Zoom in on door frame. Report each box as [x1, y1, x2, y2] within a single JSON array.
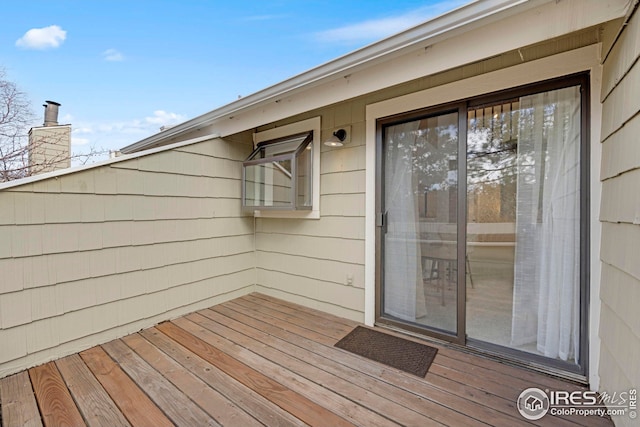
[[364, 45, 602, 381]]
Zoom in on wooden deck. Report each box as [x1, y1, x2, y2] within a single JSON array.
[[0, 293, 613, 427]]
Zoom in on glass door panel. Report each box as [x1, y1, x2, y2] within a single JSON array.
[[381, 111, 459, 335], [466, 85, 582, 366]]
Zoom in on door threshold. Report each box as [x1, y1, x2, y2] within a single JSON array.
[[375, 323, 588, 385]]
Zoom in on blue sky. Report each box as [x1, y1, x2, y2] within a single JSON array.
[[2, 0, 467, 156]]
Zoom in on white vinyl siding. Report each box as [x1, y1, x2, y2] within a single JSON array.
[[598, 4, 640, 422], [0, 137, 255, 377]]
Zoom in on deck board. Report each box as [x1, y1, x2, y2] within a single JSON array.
[[203, 307, 496, 425], [29, 362, 86, 427], [55, 354, 130, 427], [230, 296, 551, 426], [0, 371, 43, 427], [139, 327, 306, 427], [192, 309, 446, 427], [101, 339, 217, 427], [80, 346, 173, 427], [228, 294, 605, 427], [122, 332, 261, 427], [175, 314, 386, 427], [157, 320, 355, 427], [0, 293, 615, 427]]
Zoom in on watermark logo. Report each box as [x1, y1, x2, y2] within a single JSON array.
[[517, 387, 637, 420], [517, 388, 550, 420]]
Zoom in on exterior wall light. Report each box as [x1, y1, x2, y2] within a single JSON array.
[[324, 128, 348, 147]]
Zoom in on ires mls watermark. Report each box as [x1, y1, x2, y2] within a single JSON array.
[[517, 387, 637, 420]]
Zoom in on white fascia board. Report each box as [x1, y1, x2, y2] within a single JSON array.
[[121, 0, 627, 154]]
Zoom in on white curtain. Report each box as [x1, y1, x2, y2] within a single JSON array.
[[511, 87, 581, 361], [384, 122, 425, 321]]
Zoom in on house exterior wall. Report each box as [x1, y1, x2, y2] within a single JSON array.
[[254, 111, 367, 321], [253, 28, 607, 325], [0, 136, 255, 377], [598, 4, 640, 424]]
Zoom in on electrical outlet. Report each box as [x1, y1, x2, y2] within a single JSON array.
[[346, 274, 354, 285]]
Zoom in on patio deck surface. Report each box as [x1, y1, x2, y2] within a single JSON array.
[[0, 293, 613, 426]]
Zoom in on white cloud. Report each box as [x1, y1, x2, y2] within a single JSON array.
[[71, 127, 93, 146], [16, 25, 67, 50], [70, 110, 187, 153], [102, 48, 124, 62], [71, 137, 90, 146], [144, 110, 187, 127], [73, 127, 93, 134], [313, 1, 468, 45]]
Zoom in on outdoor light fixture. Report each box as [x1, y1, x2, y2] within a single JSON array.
[[324, 128, 348, 147]]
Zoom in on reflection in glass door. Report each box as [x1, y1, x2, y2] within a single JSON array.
[[380, 110, 460, 337]]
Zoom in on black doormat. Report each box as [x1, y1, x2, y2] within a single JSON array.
[[335, 326, 438, 377]]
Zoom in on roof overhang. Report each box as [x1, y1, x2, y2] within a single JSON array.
[[121, 0, 629, 154]]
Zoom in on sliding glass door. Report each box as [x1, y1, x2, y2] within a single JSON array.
[[377, 75, 588, 374]]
